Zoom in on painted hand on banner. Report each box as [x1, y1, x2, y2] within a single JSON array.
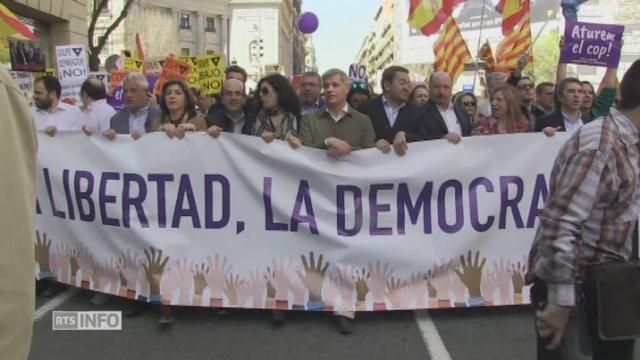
[[142, 247, 170, 296], [354, 267, 370, 304], [511, 258, 527, 304], [224, 273, 246, 306], [322, 275, 339, 309], [91, 258, 119, 292], [173, 258, 195, 305], [367, 260, 393, 304], [137, 266, 149, 298], [481, 268, 499, 304], [192, 263, 209, 296], [454, 251, 486, 298], [160, 265, 180, 303], [75, 243, 95, 284], [428, 260, 455, 301], [286, 266, 308, 307], [267, 258, 294, 301], [493, 259, 513, 305], [50, 243, 71, 283], [35, 231, 52, 276], [334, 264, 356, 311], [205, 254, 232, 299], [387, 277, 409, 309], [248, 269, 267, 308], [119, 249, 142, 292], [450, 272, 467, 305], [408, 272, 428, 308], [235, 279, 251, 308], [297, 252, 330, 303]]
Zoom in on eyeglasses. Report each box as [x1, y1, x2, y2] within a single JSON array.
[[260, 87, 271, 96], [462, 101, 476, 106]]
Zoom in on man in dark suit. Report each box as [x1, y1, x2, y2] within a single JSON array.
[[358, 65, 424, 156], [206, 78, 254, 137], [422, 71, 473, 144], [534, 77, 588, 135], [104, 72, 161, 140]]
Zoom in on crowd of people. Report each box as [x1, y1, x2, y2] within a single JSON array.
[[27, 39, 629, 336]]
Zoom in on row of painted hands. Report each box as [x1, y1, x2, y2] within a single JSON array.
[[36, 231, 528, 309]]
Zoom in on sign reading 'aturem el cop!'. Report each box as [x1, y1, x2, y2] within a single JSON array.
[[561, 21, 625, 68]]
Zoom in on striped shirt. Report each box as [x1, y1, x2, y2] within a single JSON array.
[[527, 108, 640, 307]]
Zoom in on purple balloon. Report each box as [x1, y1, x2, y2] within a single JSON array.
[[298, 12, 319, 34]]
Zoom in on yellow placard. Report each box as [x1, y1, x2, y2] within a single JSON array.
[[124, 58, 144, 73], [196, 54, 225, 95], [178, 56, 200, 89]]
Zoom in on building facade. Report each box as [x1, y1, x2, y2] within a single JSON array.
[[229, 0, 305, 87], [303, 35, 317, 72], [4, 0, 88, 69]]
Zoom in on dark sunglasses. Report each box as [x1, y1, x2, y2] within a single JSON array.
[[462, 101, 476, 106]]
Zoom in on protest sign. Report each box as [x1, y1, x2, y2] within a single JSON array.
[[196, 54, 224, 95], [561, 21, 625, 67], [34, 132, 566, 310], [110, 70, 129, 90], [143, 58, 164, 75], [9, 39, 46, 72], [178, 56, 200, 89], [349, 63, 368, 83], [34, 68, 56, 79], [9, 71, 34, 97], [88, 72, 111, 93], [156, 57, 191, 95], [55, 44, 88, 104], [123, 58, 144, 73]]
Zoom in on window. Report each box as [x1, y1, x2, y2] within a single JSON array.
[[205, 17, 216, 32], [180, 14, 191, 30], [181, 48, 190, 56], [206, 50, 215, 55]]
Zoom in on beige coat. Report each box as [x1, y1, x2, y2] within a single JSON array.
[[0, 65, 37, 359]]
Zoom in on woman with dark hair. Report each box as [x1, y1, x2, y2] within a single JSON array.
[[409, 84, 429, 106], [472, 85, 531, 135], [253, 74, 302, 148], [454, 92, 479, 125], [152, 79, 207, 138]]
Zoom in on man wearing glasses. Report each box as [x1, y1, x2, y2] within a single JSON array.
[[206, 79, 254, 137], [516, 76, 546, 129]]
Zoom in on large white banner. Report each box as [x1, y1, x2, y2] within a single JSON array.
[[34, 132, 567, 311]]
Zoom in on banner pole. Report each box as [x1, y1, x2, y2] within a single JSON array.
[[472, 0, 488, 93]]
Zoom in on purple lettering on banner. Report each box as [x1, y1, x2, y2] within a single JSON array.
[[527, 174, 549, 228], [62, 169, 76, 220], [263, 177, 288, 231], [204, 175, 230, 229], [122, 173, 149, 228], [561, 21, 625, 68], [499, 176, 525, 229], [437, 180, 464, 234], [148, 173, 174, 228], [36, 198, 41, 214], [74, 171, 96, 222], [336, 185, 363, 237], [99, 172, 120, 227], [107, 85, 126, 111], [369, 183, 394, 236], [43, 168, 65, 219], [397, 182, 433, 235], [469, 177, 495, 232], [290, 180, 319, 235], [171, 174, 201, 228]]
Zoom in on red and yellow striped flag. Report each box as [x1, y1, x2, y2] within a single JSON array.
[[495, 13, 531, 70], [433, 17, 471, 83], [409, 0, 466, 36], [495, 0, 530, 36]]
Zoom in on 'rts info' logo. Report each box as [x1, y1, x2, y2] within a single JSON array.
[[52, 311, 122, 330]]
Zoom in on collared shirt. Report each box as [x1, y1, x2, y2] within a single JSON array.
[[527, 108, 640, 307], [327, 103, 349, 122], [302, 99, 324, 117], [382, 95, 405, 127], [227, 112, 246, 134], [437, 103, 461, 135], [32, 101, 85, 132], [128, 105, 150, 135], [83, 99, 116, 133], [561, 111, 584, 134]]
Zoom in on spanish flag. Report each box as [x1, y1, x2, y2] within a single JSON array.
[[495, 0, 530, 36], [433, 17, 471, 83], [0, 3, 38, 40], [409, 0, 466, 37], [495, 12, 532, 70], [479, 41, 496, 73]]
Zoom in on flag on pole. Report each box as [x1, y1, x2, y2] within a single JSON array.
[[408, 0, 466, 36], [495, 0, 530, 36], [433, 17, 472, 83], [0, 3, 38, 40], [479, 41, 496, 73], [495, 12, 532, 70], [134, 33, 145, 60]]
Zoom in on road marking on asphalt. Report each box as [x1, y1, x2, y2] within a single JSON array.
[[415, 310, 452, 360], [34, 288, 80, 322]]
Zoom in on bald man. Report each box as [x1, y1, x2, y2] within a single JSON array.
[[206, 78, 254, 137], [0, 65, 36, 360], [421, 71, 473, 143], [80, 77, 116, 135]]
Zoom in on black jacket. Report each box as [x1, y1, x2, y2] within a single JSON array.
[[205, 108, 254, 135], [534, 111, 591, 132], [357, 96, 426, 143], [421, 100, 473, 139]]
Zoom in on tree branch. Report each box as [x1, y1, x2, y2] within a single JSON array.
[[92, 0, 135, 56], [88, 0, 109, 51]]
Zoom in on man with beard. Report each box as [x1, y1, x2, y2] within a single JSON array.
[[300, 71, 324, 117], [358, 65, 425, 156], [31, 75, 84, 136]]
